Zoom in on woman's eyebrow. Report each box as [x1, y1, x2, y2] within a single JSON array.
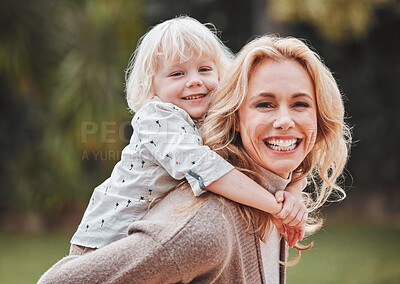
[[248, 93, 274, 103], [257, 93, 275, 98], [292, 93, 313, 99]]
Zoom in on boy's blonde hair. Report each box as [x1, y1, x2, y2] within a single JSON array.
[[202, 35, 351, 237], [125, 16, 234, 112]]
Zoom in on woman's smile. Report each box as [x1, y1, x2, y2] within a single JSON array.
[[264, 137, 301, 152]]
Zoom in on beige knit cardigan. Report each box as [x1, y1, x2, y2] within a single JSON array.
[[38, 184, 287, 283]]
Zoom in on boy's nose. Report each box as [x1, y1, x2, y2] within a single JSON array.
[[186, 75, 203, 87]]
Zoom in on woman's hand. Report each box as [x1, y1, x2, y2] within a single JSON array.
[[270, 216, 304, 248]]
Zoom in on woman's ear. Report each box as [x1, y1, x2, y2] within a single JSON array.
[[233, 131, 241, 143], [234, 117, 240, 132]]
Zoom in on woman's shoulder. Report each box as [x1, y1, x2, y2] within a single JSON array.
[[127, 188, 263, 282], [128, 189, 236, 245]]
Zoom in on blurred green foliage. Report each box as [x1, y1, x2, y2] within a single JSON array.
[[1, 0, 399, 226], [0, 0, 145, 217], [268, 0, 400, 41]]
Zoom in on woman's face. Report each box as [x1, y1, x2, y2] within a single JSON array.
[[237, 59, 317, 178]]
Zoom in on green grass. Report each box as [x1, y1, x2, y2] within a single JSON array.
[[0, 224, 399, 283], [286, 223, 400, 284], [0, 231, 72, 284]]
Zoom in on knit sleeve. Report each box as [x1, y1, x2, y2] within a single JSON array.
[[37, 231, 182, 284], [135, 100, 234, 196]]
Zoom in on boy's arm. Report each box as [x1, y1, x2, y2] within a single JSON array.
[[206, 169, 282, 214], [284, 176, 307, 198], [136, 101, 280, 213]]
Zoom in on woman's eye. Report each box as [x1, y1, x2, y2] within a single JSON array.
[[256, 102, 273, 108], [293, 102, 310, 108]]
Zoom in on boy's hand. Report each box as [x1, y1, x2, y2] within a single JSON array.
[[274, 188, 308, 246]]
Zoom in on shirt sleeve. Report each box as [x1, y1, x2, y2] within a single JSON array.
[[134, 101, 234, 196]]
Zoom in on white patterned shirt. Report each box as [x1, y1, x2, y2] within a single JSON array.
[[71, 97, 234, 249]]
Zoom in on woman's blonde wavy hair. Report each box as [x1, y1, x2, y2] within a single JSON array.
[[125, 16, 234, 112], [202, 35, 352, 238]]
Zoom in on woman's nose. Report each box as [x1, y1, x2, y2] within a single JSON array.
[[273, 108, 295, 130]]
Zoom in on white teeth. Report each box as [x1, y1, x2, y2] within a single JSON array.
[[182, 94, 206, 100], [264, 138, 298, 151]]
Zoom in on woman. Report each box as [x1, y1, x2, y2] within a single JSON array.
[[202, 35, 351, 282], [38, 35, 350, 284]]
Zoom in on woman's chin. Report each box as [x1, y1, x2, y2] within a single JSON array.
[[257, 156, 302, 179]]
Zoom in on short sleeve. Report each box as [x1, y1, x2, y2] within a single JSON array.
[[134, 100, 234, 196]]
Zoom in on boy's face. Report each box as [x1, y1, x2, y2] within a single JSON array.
[[153, 56, 218, 119]]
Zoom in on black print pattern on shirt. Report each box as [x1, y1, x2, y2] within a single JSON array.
[[181, 126, 187, 133], [141, 160, 145, 168], [101, 219, 105, 227], [155, 120, 161, 127], [105, 185, 111, 195], [115, 202, 119, 210], [85, 224, 89, 232], [150, 140, 157, 146], [129, 163, 133, 170], [126, 199, 131, 207]]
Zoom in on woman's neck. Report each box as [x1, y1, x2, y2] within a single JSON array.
[[253, 162, 292, 194]]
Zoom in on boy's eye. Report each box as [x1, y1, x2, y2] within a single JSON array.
[[256, 102, 273, 108], [199, 67, 211, 72], [170, 71, 184, 77]]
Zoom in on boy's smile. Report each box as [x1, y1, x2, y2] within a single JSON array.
[[153, 57, 218, 119]]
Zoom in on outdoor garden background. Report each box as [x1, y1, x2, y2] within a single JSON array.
[[0, 0, 399, 283]]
